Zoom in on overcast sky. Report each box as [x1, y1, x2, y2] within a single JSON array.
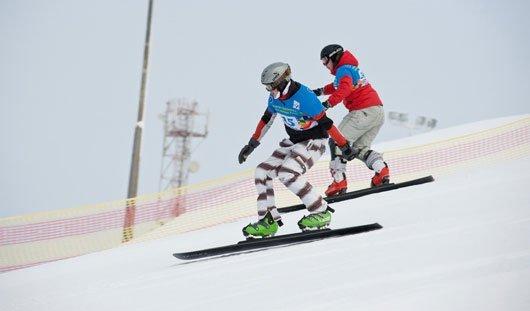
[[1, 0, 529, 217]]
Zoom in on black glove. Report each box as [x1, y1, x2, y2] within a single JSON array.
[[321, 100, 331, 110], [312, 88, 323, 96], [339, 142, 357, 161], [238, 138, 260, 164]]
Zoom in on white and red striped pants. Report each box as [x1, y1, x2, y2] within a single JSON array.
[[254, 138, 327, 221]]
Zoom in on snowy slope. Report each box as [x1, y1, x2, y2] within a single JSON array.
[[1, 118, 530, 311], [375, 114, 529, 151]]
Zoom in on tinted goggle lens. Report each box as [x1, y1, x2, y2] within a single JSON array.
[[322, 57, 330, 66]]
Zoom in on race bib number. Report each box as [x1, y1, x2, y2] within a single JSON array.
[[281, 115, 317, 131], [356, 69, 368, 87]]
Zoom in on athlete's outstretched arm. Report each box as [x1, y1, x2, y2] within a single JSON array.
[[322, 75, 354, 107], [238, 109, 276, 164], [251, 109, 276, 142]]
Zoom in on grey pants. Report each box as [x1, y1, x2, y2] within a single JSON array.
[[337, 105, 385, 158], [331, 105, 385, 181], [255, 138, 327, 221]]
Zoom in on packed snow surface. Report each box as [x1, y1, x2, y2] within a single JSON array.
[[1, 117, 529, 311]]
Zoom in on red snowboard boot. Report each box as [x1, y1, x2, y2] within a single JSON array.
[[325, 179, 348, 197], [371, 164, 390, 187]]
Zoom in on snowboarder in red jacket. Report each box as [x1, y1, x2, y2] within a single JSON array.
[[314, 44, 390, 195]]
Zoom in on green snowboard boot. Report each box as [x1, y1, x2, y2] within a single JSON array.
[[298, 209, 332, 230], [242, 212, 282, 238]]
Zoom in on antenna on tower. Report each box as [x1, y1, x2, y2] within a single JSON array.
[[159, 98, 209, 191]]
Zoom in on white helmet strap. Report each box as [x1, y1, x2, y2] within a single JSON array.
[[282, 80, 291, 96]]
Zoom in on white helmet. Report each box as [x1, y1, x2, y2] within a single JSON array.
[[261, 62, 291, 91]]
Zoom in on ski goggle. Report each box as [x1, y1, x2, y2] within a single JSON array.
[[321, 57, 331, 66], [265, 84, 275, 91], [265, 81, 283, 92]]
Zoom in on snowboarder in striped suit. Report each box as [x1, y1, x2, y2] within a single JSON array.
[[238, 62, 355, 238]]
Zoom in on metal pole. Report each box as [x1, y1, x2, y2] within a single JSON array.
[[158, 102, 169, 192], [123, 0, 154, 242]]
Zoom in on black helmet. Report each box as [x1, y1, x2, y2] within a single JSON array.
[[320, 44, 344, 65]]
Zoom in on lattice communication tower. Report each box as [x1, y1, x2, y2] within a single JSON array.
[[159, 99, 208, 190]]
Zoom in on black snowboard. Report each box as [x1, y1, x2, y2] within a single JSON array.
[[173, 223, 383, 260], [278, 175, 435, 214]]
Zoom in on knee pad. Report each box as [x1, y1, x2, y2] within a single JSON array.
[[329, 157, 347, 171], [362, 150, 383, 170], [329, 157, 347, 182]]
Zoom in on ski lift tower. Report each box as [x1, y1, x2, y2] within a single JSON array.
[[159, 99, 209, 191]]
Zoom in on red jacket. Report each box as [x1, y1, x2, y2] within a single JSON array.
[[323, 50, 382, 111]]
